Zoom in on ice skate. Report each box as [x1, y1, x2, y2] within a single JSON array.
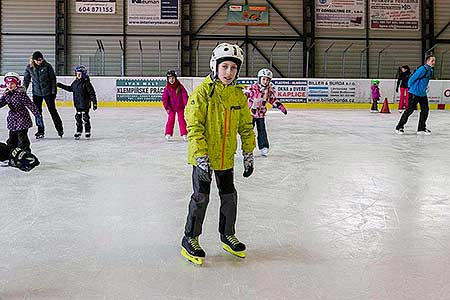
[[260, 147, 269, 157], [221, 234, 246, 258], [165, 134, 172, 142], [182, 135, 188, 142], [35, 132, 44, 139], [417, 128, 431, 135], [74, 132, 82, 140], [58, 130, 64, 138], [395, 128, 404, 135], [181, 236, 205, 265], [85, 132, 91, 139]]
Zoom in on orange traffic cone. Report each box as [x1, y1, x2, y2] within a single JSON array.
[[380, 97, 390, 113]]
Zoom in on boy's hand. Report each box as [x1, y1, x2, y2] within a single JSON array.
[[196, 156, 212, 182], [93, 103, 98, 111], [243, 152, 254, 177]]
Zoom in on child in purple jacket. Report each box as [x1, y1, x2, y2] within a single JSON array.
[[370, 80, 380, 113], [162, 70, 189, 141], [0, 72, 43, 152]]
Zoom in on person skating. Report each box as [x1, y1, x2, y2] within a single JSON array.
[[180, 43, 256, 265], [395, 55, 435, 135], [244, 68, 287, 157], [396, 65, 411, 113], [0, 72, 43, 153], [370, 80, 380, 113], [162, 70, 188, 141], [23, 51, 64, 138], [57, 65, 97, 140]]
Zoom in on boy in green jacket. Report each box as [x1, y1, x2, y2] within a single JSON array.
[[181, 43, 256, 265]]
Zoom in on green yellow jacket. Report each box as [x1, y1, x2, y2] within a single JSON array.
[[186, 75, 256, 170]]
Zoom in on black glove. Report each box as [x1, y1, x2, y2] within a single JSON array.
[[243, 152, 254, 177], [196, 156, 212, 182], [93, 103, 98, 111]]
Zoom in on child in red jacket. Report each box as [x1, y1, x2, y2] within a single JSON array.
[[162, 70, 189, 141]]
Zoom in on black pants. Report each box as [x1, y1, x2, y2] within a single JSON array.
[[371, 98, 379, 111], [184, 167, 238, 237], [396, 94, 429, 131], [33, 94, 64, 134], [75, 110, 91, 133], [7, 129, 30, 152], [253, 118, 269, 150]]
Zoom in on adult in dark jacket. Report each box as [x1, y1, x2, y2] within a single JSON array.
[[23, 51, 64, 139], [396, 65, 411, 112], [57, 65, 97, 139]]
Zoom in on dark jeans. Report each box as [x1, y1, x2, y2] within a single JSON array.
[[7, 129, 30, 152], [253, 118, 269, 150], [75, 110, 91, 133], [371, 98, 379, 111], [33, 94, 63, 134], [184, 167, 238, 237], [396, 94, 429, 131]]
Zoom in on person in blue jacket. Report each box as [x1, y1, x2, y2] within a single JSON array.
[[395, 55, 435, 135]]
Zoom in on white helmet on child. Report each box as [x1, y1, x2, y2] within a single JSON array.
[[209, 43, 244, 79], [4, 72, 20, 81], [257, 68, 273, 84]]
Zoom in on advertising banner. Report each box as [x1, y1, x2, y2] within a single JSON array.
[[116, 78, 166, 101], [370, 0, 420, 30], [128, 0, 179, 26], [308, 79, 361, 103], [316, 0, 365, 29], [76, 0, 116, 14], [227, 5, 269, 26]]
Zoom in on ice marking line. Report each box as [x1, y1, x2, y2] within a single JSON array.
[[312, 198, 379, 230]]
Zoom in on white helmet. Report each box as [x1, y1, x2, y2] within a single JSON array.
[[209, 43, 244, 79], [257, 68, 273, 84], [4, 72, 20, 81]]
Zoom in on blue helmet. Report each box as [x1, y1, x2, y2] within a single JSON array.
[[74, 65, 88, 78]]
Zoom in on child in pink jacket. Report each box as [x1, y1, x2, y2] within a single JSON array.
[[162, 70, 189, 141], [244, 68, 287, 156]]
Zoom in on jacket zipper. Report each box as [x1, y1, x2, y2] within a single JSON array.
[[221, 109, 228, 169]]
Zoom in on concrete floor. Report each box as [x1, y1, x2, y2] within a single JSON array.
[[1, 107, 450, 300]]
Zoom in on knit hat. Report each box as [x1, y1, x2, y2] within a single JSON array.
[[32, 51, 44, 60]]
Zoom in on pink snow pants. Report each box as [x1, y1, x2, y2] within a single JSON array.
[[165, 110, 187, 136], [398, 87, 409, 110]]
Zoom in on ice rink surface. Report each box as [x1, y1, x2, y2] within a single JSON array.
[[1, 107, 450, 300]]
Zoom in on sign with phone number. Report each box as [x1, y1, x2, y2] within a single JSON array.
[[76, 0, 116, 14]]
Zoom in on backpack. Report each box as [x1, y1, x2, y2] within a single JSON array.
[[412, 65, 432, 81]]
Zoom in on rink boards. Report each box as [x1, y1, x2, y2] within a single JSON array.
[[2, 76, 450, 109]]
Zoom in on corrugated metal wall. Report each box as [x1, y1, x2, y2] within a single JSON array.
[[0, 1, 448, 78], [0, 0, 55, 74], [191, 0, 303, 78], [434, 0, 450, 80], [315, 2, 422, 79]]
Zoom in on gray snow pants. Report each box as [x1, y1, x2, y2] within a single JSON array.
[[184, 167, 238, 238]]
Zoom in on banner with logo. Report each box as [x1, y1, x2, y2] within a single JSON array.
[[308, 79, 360, 103], [316, 0, 365, 29], [128, 0, 179, 26], [370, 0, 420, 30], [76, 0, 116, 14], [227, 5, 269, 26], [116, 78, 166, 101]]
